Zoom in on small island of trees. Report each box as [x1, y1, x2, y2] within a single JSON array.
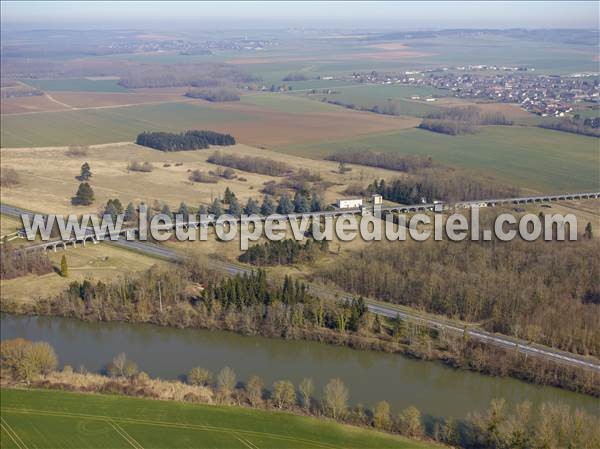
[[136, 130, 236, 152]]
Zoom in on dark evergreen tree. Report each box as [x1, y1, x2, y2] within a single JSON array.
[[79, 162, 92, 181], [177, 202, 190, 219], [71, 183, 95, 206], [277, 194, 294, 214], [310, 193, 323, 212], [294, 192, 311, 213], [161, 204, 173, 218], [228, 197, 241, 216], [124, 203, 137, 222], [244, 198, 260, 215], [584, 222, 593, 239], [208, 198, 222, 216], [223, 187, 236, 204], [260, 196, 275, 215]]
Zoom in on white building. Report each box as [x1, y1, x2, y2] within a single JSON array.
[[337, 198, 363, 209]]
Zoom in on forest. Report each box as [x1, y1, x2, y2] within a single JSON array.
[[136, 130, 235, 151], [317, 237, 600, 357], [239, 238, 329, 266], [0, 246, 53, 280], [366, 170, 519, 203]]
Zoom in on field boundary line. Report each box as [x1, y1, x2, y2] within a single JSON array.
[[109, 421, 144, 449], [1, 407, 342, 449], [1, 416, 29, 449]]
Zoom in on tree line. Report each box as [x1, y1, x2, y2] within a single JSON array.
[[207, 151, 292, 176], [366, 170, 519, 203], [185, 88, 240, 102], [540, 117, 600, 138], [136, 130, 236, 152], [419, 106, 513, 135], [326, 151, 435, 173]]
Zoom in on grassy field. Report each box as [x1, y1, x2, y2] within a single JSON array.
[[0, 388, 436, 449], [0, 215, 22, 237], [0, 96, 408, 148], [22, 78, 129, 93], [277, 126, 600, 193], [0, 143, 403, 215], [0, 243, 163, 303], [0, 102, 248, 147], [291, 84, 448, 117]]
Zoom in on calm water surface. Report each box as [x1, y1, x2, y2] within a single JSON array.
[[2, 314, 598, 419]]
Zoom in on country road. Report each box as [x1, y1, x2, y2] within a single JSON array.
[[2, 203, 600, 373]]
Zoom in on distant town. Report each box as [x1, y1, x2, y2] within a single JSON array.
[[348, 66, 600, 117]]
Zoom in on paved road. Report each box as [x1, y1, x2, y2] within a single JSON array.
[[3, 203, 600, 372]]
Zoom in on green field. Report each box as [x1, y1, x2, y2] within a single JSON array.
[[277, 126, 600, 193], [291, 84, 446, 117], [22, 78, 129, 93], [0, 102, 250, 147], [0, 389, 434, 449]]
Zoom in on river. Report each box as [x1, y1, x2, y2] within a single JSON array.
[[2, 314, 598, 420]]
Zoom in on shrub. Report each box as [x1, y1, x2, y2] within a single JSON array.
[[127, 161, 154, 172], [189, 170, 218, 183], [188, 367, 213, 386], [0, 168, 20, 187]]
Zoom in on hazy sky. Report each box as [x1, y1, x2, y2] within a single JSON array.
[[2, 1, 599, 29]]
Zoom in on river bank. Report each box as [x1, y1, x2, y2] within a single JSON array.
[[2, 314, 598, 420]]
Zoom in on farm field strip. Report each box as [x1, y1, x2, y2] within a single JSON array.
[[277, 126, 600, 192], [0, 97, 411, 148], [0, 389, 432, 449]]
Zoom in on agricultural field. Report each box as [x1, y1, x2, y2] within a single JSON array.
[[0, 143, 402, 215], [0, 96, 411, 148], [0, 388, 436, 449], [0, 95, 73, 115], [277, 126, 600, 193], [0, 243, 164, 303], [22, 78, 129, 93], [291, 84, 448, 117]]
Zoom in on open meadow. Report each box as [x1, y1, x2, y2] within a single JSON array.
[[0, 243, 163, 303], [0, 142, 403, 214], [0, 388, 436, 449]]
